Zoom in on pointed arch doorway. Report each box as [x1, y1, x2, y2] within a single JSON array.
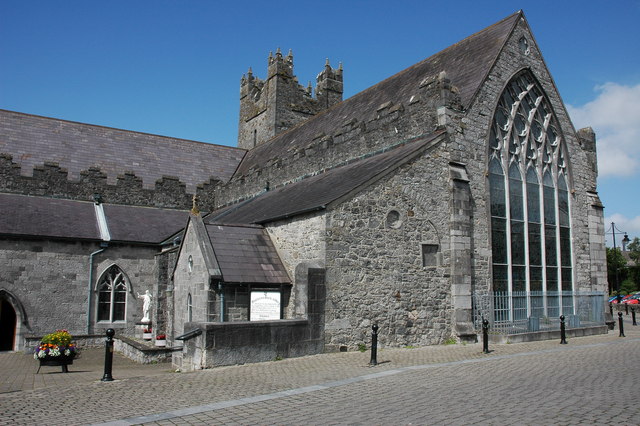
[[0, 298, 17, 351]]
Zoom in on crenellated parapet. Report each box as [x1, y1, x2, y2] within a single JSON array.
[[238, 49, 344, 150], [0, 153, 223, 211]]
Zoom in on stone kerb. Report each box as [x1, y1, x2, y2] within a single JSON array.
[[115, 335, 177, 364]]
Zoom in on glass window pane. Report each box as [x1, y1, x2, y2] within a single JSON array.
[[526, 168, 540, 223], [528, 223, 542, 266], [509, 164, 523, 220], [113, 301, 126, 321], [560, 227, 571, 267], [511, 221, 525, 265], [545, 225, 557, 266], [543, 172, 556, 225], [562, 267, 573, 292], [489, 160, 506, 218], [546, 266, 558, 291], [558, 175, 569, 227], [492, 218, 508, 264], [530, 267, 543, 292], [512, 266, 526, 292], [493, 265, 508, 292], [98, 289, 111, 321]]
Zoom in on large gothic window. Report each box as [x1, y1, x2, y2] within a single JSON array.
[[488, 71, 572, 317], [97, 265, 128, 322]]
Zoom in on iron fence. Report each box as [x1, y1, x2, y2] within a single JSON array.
[[472, 291, 605, 335]]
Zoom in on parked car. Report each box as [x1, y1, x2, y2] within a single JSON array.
[[611, 295, 632, 304], [622, 293, 640, 304]]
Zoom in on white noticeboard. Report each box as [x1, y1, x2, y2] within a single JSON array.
[[250, 291, 281, 321]]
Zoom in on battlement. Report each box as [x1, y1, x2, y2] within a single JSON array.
[[238, 50, 343, 150]]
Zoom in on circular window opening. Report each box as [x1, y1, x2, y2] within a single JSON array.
[[386, 210, 402, 229]]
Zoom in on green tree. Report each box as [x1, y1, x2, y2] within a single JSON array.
[[626, 237, 640, 289], [606, 247, 628, 295], [628, 237, 640, 263]]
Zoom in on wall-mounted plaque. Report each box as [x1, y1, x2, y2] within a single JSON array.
[[250, 291, 281, 321]]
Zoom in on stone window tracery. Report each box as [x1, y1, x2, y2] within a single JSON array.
[[97, 265, 128, 322], [488, 71, 573, 317]]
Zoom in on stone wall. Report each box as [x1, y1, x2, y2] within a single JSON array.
[[266, 212, 326, 318], [175, 267, 325, 370], [324, 148, 453, 350], [172, 221, 214, 341], [0, 238, 159, 349]]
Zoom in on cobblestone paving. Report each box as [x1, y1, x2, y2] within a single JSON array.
[[1, 316, 639, 425]]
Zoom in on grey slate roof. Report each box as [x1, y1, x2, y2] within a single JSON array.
[[235, 12, 520, 177], [208, 132, 444, 225], [103, 204, 189, 244], [204, 223, 290, 284], [0, 109, 246, 192], [0, 193, 188, 244], [0, 193, 99, 240]]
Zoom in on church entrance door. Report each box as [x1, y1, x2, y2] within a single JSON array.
[[0, 298, 17, 351]]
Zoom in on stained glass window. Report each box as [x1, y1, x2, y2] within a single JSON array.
[[488, 71, 573, 318], [97, 265, 128, 322]]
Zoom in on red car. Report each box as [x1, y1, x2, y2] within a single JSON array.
[[612, 295, 632, 304], [622, 293, 640, 304]]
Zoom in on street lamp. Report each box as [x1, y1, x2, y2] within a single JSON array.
[[622, 233, 630, 251], [607, 222, 628, 303]]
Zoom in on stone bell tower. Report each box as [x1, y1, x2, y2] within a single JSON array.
[[238, 49, 343, 150]]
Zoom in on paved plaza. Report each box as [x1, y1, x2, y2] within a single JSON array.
[[1, 315, 639, 425]]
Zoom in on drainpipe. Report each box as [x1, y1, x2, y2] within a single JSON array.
[[87, 193, 111, 334], [87, 244, 107, 334], [218, 281, 224, 322]]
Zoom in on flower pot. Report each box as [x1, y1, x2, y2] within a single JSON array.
[[36, 354, 75, 373], [155, 339, 166, 347], [143, 333, 152, 340]]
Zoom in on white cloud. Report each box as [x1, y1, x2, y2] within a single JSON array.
[[567, 83, 640, 177]]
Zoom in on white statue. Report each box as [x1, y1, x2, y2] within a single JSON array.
[[137, 290, 152, 323]]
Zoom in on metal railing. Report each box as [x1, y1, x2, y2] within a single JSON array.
[[472, 291, 605, 335]]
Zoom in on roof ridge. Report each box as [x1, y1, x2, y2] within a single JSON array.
[[0, 109, 245, 151], [235, 12, 523, 177]]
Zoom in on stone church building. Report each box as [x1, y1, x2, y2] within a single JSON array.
[[0, 12, 607, 367]]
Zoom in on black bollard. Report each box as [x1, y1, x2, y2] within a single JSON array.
[[618, 312, 625, 337], [610, 303, 613, 317], [482, 318, 490, 354], [632, 308, 637, 326], [626, 303, 629, 315], [559, 315, 567, 344], [101, 328, 115, 381], [369, 324, 378, 366]]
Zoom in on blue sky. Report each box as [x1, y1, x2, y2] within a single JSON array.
[[1, 1, 639, 245]]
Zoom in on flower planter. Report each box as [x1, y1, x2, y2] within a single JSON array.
[[155, 339, 166, 347], [37, 354, 75, 373], [143, 333, 152, 340], [34, 330, 78, 374]]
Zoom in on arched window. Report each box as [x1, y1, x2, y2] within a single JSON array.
[[97, 265, 128, 322], [488, 71, 573, 318], [187, 293, 193, 322]]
